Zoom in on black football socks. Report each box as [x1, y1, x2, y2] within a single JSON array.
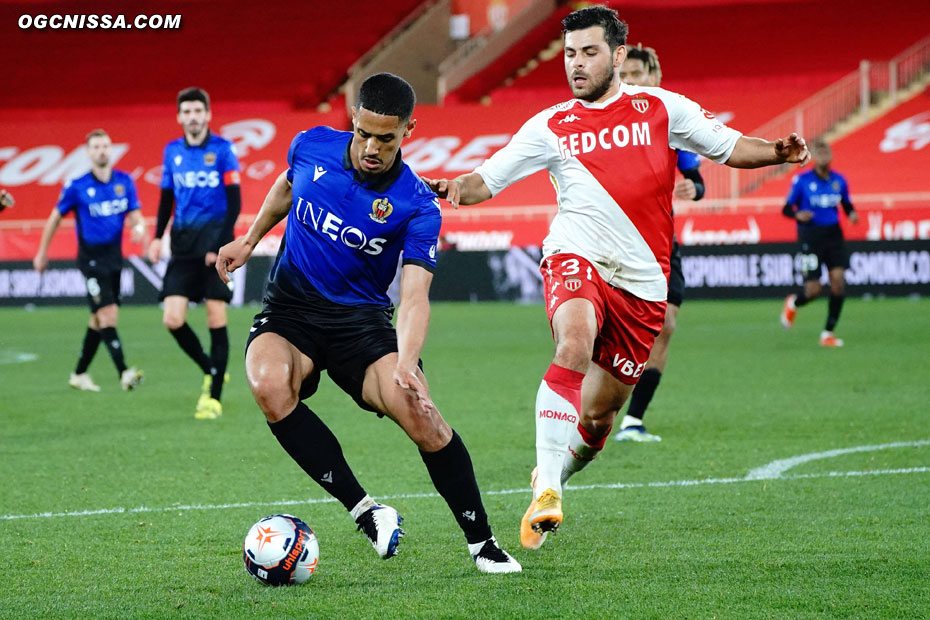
[[268, 402, 367, 511], [826, 294, 845, 331], [420, 430, 493, 545], [99, 326, 127, 374], [169, 322, 212, 374], [626, 367, 662, 422], [74, 327, 101, 374], [209, 326, 229, 400]]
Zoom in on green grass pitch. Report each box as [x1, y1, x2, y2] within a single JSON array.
[[1, 298, 928, 619]]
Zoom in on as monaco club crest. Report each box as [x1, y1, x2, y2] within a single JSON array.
[[564, 277, 582, 292], [631, 98, 649, 114], [369, 197, 393, 223]]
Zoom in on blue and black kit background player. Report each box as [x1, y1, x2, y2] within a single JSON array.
[[57, 168, 140, 376], [782, 162, 856, 330], [784, 166, 853, 271], [154, 93, 242, 403]]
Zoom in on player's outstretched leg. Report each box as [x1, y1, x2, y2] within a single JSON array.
[[524, 363, 584, 546], [420, 431, 522, 573], [266, 403, 394, 557]]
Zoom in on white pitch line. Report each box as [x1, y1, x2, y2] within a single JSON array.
[[2, 466, 928, 522], [744, 439, 930, 480]]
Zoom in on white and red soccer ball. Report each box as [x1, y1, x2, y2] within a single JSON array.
[[243, 514, 319, 586]]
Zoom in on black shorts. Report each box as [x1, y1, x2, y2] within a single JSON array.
[[798, 224, 849, 281], [160, 257, 233, 302], [668, 240, 685, 307], [81, 265, 121, 312], [246, 299, 414, 414]]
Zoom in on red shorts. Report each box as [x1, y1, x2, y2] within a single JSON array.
[[541, 253, 666, 385]]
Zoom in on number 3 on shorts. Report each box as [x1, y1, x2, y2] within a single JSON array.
[[561, 258, 580, 276]]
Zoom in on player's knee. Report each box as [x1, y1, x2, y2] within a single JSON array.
[[552, 336, 593, 372], [163, 313, 184, 331], [249, 371, 298, 422]]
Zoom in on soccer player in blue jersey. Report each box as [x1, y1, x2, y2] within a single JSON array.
[[147, 87, 242, 419], [33, 129, 145, 392], [216, 73, 521, 574], [614, 45, 705, 442], [780, 139, 858, 347]]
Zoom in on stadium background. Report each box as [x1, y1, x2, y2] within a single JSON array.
[[2, 3, 929, 618], [2, 0, 928, 305]]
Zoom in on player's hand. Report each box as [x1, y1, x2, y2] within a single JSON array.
[[216, 236, 253, 283], [204, 251, 218, 267], [796, 211, 814, 222], [147, 238, 162, 264], [393, 365, 435, 416], [849, 212, 860, 225], [673, 179, 697, 200], [421, 177, 462, 209], [33, 253, 48, 274], [130, 223, 145, 245], [775, 133, 810, 166], [0, 189, 14, 210]]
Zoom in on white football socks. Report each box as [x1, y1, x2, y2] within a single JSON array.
[[561, 421, 610, 486], [534, 364, 585, 499], [349, 495, 377, 521]]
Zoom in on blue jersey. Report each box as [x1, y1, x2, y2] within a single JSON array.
[[786, 169, 851, 228], [56, 170, 140, 264], [266, 127, 441, 308], [160, 131, 240, 229], [676, 150, 700, 172]]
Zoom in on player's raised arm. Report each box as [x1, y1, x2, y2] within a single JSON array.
[[393, 263, 435, 415], [421, 173, 492, 209], [216, 171, 292, 282], [726, 133, 811, 169]]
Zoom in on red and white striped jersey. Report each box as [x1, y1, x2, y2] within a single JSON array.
[[475, 85, 742, 301]]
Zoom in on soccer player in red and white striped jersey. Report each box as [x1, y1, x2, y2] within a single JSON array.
[[424, 5, 810, 550]]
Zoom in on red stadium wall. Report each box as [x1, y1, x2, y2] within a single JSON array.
[[3, 88, 930, 259]]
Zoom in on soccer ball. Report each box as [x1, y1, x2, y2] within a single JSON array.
[[243, 514, 319, 586]]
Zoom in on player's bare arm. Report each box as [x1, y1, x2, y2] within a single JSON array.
[[127, 209, 146, 245], [422, 172, 492, 209], [216, 171, 292, 282], [726, 133, 811, 168], [33, 208, 64, 273], [394, 264, 436, 414]]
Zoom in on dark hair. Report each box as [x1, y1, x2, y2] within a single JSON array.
[[85, 128, 109, 144], [177, 87, 210, 111], [562, 5, 628, 52], [357, 73, 416, 121], [626, 44, 662, 79]]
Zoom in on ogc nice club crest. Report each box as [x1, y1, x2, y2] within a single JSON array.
[[370, 197, 393, 223]]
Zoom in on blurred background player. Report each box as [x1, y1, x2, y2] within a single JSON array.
[[33, 129, 145, 392], [216, 73, 520, 573], [425, 5, 810, 550], [147, 87, 242, 419], [614, 44, 705, 443], [780, 139, 858, 346], [0, 189, 14, 212]]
